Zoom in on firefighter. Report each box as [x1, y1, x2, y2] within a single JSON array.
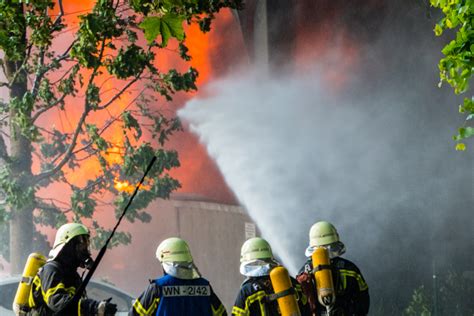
[[129, 237, 227, 316], [232, 237, 311, 316], [297, 221, 370, 316], [29, 223, 117, 315]]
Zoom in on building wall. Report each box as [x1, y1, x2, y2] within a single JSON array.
[[97, 194, 255, 311]]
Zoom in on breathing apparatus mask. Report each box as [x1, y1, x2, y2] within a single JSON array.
[[305, 241, 346, 259], [240, 258, 280, 277], [162, 261, 201, 280]]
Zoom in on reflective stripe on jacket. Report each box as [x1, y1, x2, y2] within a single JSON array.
[[29, 260, 99, 316], [298, 256, 370, 316], [232, 276, 311, 316]]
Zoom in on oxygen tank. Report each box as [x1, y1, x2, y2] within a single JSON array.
[[311, 247, 335, 307], [12, 252, 46, 315], [269, 266, 301, 316]]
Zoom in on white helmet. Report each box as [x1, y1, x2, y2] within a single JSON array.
[[306, 221, 346, 258], [309, 221, 340, 247], [49, 223, 89, 259], [240, 237, 274, 263], [156, 237, 193, 263], [156, 237, 200, 280], [239, 237, 278, 277]]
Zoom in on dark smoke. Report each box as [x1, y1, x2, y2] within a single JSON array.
[[180, 0, 473, 314]]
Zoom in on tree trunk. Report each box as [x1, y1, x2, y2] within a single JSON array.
[[9, 207, 34, 273], [7, 65, 34, 273], [5, 2, 34, 274]]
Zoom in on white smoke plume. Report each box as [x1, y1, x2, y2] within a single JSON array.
[[178, 1, 473, 309]]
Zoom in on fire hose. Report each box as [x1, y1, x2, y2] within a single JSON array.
[[67, 156, 157, 310]]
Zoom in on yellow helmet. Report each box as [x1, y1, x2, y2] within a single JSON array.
[[49, 223, 89, 259], [240, 237, 274, 263], [156, 237, 193, 263], [309, 221, 339, 247]]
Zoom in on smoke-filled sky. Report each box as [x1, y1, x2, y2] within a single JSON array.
[[179, 0, 473, 308]]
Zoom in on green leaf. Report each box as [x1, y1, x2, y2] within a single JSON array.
[[434, 23, 443, 36], [122, 111, 142, 139], [463, 127, 474, 138], [139, 16, 162, 44], [161, 14, 185, 45], [139, 14, 184, 46], [455, 143, 466, 151]]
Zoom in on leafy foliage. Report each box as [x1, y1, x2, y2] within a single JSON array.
[[430, 0, 473, 150], [403, 269, 474, 315], [140, 14, 185, 46], [403, 285, 432, 316], [135, 0, 243, 46], [0, 0, 242, 265]]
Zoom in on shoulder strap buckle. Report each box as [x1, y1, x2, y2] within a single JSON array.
[[266, 287, 296, 302], [312, 264, 332, 273]]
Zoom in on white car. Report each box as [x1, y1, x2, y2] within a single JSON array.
[[0, 276, 134, 315]]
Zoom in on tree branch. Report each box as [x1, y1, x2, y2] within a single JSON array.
[[0, 60, 7, 78], [31, 50, 72, 104], [53, 0, 65, 27], [7, 44, 32, 87], [50, 63, 76, 85], [31, 92, 68, 123], [35, 199, 72, 215], [31, 49, 46, 100], [37, 197, 70, 207], [0, 134, 11, 163], [34, 32, 109, 183], [97, 76, 141, 110], [33, 106, 88, 184], [72, 87, 145, 156], [30, 2, 51, 100]]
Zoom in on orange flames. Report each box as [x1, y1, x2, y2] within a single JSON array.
[[37, 2, 239, 204], [37, 1, 367, 207], [113, 179, 134, 193]]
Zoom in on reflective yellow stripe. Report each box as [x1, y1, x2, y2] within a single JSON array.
[[295, 283, 307, 305], [232, 290, 267, 316], [28, 276, 41, 308], [29, 275, 76, 307], [244, 290, 267, 315], [340, 269, 368, 291], [132, 299, 147, 316], [232, 305, 248, 316], [43, 282, 76, 304], [78, 298, 82, 316], [132, 297, 160, 316], [212, 303, 226, 316]]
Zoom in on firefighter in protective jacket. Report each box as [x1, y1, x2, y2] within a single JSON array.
[[29, 223, 117, 315], [297, 221, 370, 316], [232, 237, 311, 316], [129, 237, 227, 316]]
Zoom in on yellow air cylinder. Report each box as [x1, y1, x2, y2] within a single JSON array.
[[312, 247, 336, 307], [269, 266, 301, 316], [13, 252, 46, 315]]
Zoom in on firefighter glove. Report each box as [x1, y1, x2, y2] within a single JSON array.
[[97, 297, 117, 316]]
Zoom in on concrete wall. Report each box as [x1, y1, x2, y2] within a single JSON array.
[[97, 194, 255, 311]]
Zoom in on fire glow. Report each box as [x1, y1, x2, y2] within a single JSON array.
[[43, 1, 238, 204], [36, 1, 368, 210], [113, 179, 134, 193]]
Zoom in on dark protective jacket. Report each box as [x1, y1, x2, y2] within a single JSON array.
[[129, 274, 227, 316], [29, 260, 100, 316], [297, 257, 370, 316], [232, 275, 311, 316]]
